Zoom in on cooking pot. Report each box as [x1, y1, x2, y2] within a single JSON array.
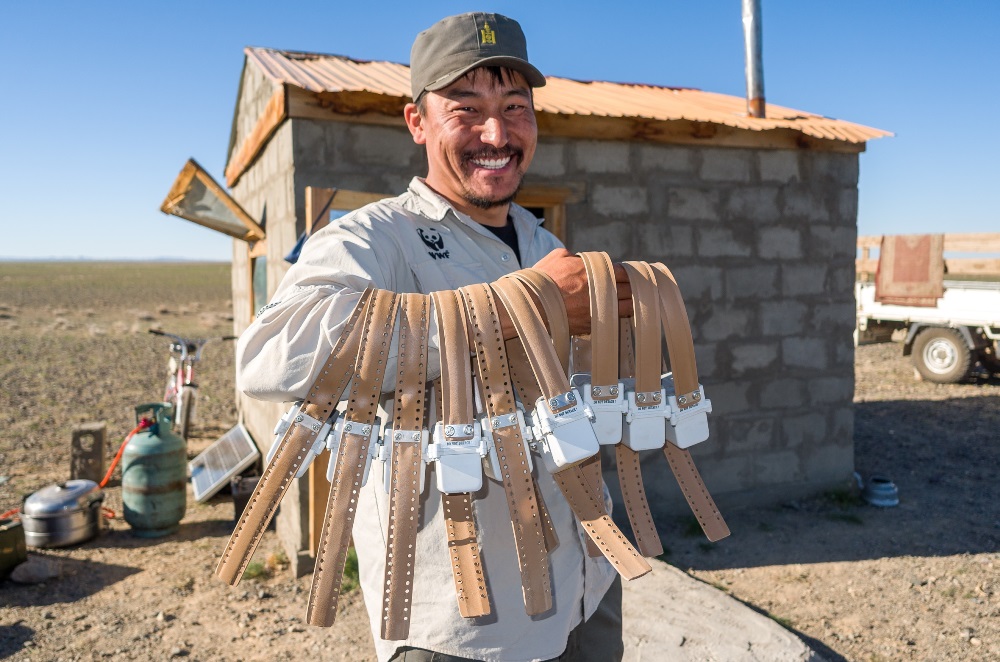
[[21, 480, 104, 548]]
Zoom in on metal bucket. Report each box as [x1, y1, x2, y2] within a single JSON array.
[[20, 480, 104, 548]]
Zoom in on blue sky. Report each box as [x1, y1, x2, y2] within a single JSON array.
[[1, 1, 997, 260]]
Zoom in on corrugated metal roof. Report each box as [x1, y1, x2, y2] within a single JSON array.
[[245, 47, 890, 144]]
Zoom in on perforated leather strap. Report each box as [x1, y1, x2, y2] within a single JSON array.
[[504, 340, 561, 555], [459, 283, 552, 615], [381, 293, 431, 640], [491, 276, 651, 581], [650, 263, 730, 543], [616, 317, 664, 558], [579, 252, 619, 395], [576, 253, 620, 557], [621, 261, 662, 398], [216, 287, 375, 586], [431, 290, 490, 619], [308, 289, 399, 627]]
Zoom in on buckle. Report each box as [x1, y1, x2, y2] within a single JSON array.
[[481, 404, 534, 480], [622, 379, 668, 452], [426, 421, 486, 494], [266, 401, 335, 478], [662, 374, 713, 449], [380, 426, 429, 494], [325, 416, 381, 485], [530, 387, 600, 473], [571, 374, 626, 445]]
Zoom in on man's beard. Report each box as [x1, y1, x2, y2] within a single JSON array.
[[461, 147, 524, 210]]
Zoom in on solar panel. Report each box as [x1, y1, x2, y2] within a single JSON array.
[[189, 423, 260, 503]]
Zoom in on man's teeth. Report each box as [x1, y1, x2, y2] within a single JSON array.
[[471, 156, 511, 169]]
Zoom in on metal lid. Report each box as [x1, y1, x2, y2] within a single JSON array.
[[23, 480, 103, 517]]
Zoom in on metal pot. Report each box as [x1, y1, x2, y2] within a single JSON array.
[[21, 480, 104, 548]]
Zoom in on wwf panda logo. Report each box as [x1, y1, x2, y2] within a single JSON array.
[[417, 227, 445, 251]]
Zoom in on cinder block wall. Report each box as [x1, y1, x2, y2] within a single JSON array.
[[530, 138, 860, 511], [252, 119, 860, 565]]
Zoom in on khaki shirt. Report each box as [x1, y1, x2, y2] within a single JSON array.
[[237, 178, 616, 662]]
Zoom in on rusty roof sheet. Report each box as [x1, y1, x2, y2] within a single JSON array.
[[245, 47, 890, 144]]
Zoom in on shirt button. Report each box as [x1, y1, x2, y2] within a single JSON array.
[[500, 253, 510, 262]]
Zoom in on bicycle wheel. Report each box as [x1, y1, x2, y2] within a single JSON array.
[[176, 385, 197, 440]]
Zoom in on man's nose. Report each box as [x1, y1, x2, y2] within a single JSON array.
[[480, 116, 508, 148]]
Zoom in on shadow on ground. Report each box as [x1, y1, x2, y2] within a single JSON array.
[[0, 554, 140, 608], [0, 622, 35, 660], [631, 396, 1000, 571]]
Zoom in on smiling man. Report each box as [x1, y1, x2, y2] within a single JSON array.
[[236, 12, 626, 662]]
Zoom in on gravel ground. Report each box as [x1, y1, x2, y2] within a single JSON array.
[[2, 263, 998, 661]]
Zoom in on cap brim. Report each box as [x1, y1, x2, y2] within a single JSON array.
[[423, 56, 546, 94]]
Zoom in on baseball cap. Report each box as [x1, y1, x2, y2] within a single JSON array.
[[409, 12, 546, 101]]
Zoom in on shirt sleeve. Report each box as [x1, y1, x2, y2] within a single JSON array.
[[236, 212, 442, 402]]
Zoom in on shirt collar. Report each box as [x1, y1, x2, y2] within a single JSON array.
[[407, 177, 545, 231]]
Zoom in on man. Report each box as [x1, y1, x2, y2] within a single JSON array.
[[237, 12, 627, 661]]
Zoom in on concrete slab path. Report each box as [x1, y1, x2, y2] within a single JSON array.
[[623, 559, 826, 662]]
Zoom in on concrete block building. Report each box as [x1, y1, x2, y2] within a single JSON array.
[[173, 47, 888, 573]]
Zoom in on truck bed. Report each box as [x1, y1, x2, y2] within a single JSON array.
[[856, 280, 1000, 328]]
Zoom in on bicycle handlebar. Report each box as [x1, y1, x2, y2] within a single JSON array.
[[148, 329, 237, 362]]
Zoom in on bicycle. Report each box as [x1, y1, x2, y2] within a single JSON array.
[[148, 329, 237, 440]]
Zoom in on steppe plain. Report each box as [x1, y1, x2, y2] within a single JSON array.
[[1, 262, 997, 661]]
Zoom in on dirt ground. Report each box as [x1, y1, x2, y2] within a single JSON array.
[[1, 262, 998, 662]]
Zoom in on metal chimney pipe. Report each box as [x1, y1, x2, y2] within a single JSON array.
[[742, 0, 766, 118]]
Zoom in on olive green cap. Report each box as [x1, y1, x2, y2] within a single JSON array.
[[409, 12, 546, 101]]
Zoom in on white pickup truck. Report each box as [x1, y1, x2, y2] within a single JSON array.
[[855, 280, 1000, 383]]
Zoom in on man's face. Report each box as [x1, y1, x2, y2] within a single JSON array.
[[405, 68, 537, 214]]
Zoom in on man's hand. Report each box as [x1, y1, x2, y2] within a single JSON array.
[[531, 248, 634, 336]]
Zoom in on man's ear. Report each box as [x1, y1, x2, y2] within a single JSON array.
[[403, 103, 427, 145]]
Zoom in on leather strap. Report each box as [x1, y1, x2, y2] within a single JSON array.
[[216, 287, 375, 586], [431, 290, 490, 618], [621, 261, 662, 398], [459, 283, 553, 615], [308, 289, 399, 627], [505, 269, 570, 374], [576, 253, 620, 557], [615, 316, 664, 558], [578, 252, 619, 395], [491, 276, 651, 581], [650, 263, 730, 543], [381, 293, 431, 640], [504, 339, 561, 555]]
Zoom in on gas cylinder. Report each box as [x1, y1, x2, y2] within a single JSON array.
[[122, 403, 187, 537]]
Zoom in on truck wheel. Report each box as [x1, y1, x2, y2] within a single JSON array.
[[912, 327, 972, 384]]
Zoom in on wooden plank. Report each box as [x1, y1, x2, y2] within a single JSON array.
[[859, 233, 1000, 254], [161, 158, 264, 241], [308, 462, 332, 557], [856, 257, 1000, 278], [943, 233, 1000, 253], [248, 239, 267, 259], [287, 87, 405, 128], [515, 186, 572, 244], [305, 187, 336, 234], [534, 113, 866, 154], [331, 189, 388, 211], [225, 85, 288, 187], [945, 257, 1000, 276], [285, 85, 865, 154]]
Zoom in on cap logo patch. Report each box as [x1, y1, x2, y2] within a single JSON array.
[[479, 21, 496, 46]]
